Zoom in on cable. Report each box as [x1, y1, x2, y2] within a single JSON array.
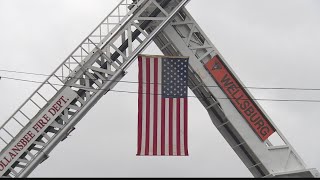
[[110, 89, 320, 103], [2, 76, 320, 103], [0, 69, 48, 77], [1, 69, 320, 91]]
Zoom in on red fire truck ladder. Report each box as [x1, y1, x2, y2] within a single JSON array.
[[0, 0, 319, 178]]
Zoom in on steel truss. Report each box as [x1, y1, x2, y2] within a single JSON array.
[[0, 0, 318, 178]]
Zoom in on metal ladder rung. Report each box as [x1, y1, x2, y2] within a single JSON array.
[[13, 117, 24, 128], [64, 62, 79, 65], [69, 84, 99, 93], [108, 15, 126, 18], [15, 164, 27, 169], [46, 128, 59, 134], [205, 101, 219, 110], [41, 133, 51, 141], [18, 110, 31, 121], [3, 128, 14, 139], [0, 136, 8, 144], [9, 168, 18, 176], [160, 42, 172, 51], [59, 112, 70, 124], [248, 163, 262, 169], [232, 142, 246, 149], [102, 22, 121, 25], [17, 158, 30, 164], [68, 105, 81, 111], [50, 121, 64, 129], [92, 71, 108, 81], [30, 99, 41, 109], [33, 141, 46, 147], [46, 82, 59, 92], [68, 111, 76, 116], [89, 66, 116, 76], [90, 35, 108, 38], [36, 92, 48, 102], [217, 120, 230, 129], [76, 97, 85, 106], [191, 82, 204, 91], [31, 146, 42, 152]]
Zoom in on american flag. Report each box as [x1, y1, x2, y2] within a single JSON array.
[[137, 55, 189, 156]]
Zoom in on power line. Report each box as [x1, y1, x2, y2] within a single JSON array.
[[110, 89, 320, 103], [2, 76, 320, 103], [0, 69, 48, 77], [1, 69, 320, 91]]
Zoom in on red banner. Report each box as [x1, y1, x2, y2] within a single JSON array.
[[205, 55, 275, 141]]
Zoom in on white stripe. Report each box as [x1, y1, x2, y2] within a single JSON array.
[[149, 58, 154, 155], [157, 59, 162, 155], [180, 99, 185, 156], [172, 98, 177, 155], [165, 98, 170, 156], [141, 57, 147, 156]]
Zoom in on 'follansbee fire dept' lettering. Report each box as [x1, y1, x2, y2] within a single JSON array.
[[205, 56, 275, 141], [0, 96, 69, 172]]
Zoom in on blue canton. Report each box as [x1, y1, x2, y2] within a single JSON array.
[[162, 58, 189, 98]]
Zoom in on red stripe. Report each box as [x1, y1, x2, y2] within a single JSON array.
[[169, 98, 173, 156], [184, 98, 188, 156], [153, 58, 158, 155], [177, 98, 181, 156], [145, 58, 151, 155], [161, 98, 165, 155], [137, 56, 143, 156]]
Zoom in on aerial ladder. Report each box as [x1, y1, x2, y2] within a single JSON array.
[[0, 0, 319, 178]]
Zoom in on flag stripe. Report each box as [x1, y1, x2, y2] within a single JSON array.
[[180, 99, 185, 156], [161, 98, 166, 156], [165, 98, 170, 155], [177, 98, 181, 156], [173, 99, 177, 156], [184, 98, 188, 156], [137, 56, 143, 155], [149, 58, 155, 155], [169, 98, 173, 156], [137, 55, 188, 156], [145, 58, 151, 155], [157, 59, 162, 155], [141, 58, 147, 156], [153, 58, 158, 155]]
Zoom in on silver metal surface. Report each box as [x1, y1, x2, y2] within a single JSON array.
[[0, 0, 318, 178], [0, 0, 189, 177], [149, 6, 319, 178]]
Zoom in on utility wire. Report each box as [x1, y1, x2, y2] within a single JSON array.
[[2, 76, 320, 103], [1, 69, 320, 91]]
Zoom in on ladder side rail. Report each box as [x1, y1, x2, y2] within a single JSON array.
[[139, 5, 269, 176], [177, 9, 295, 150], [14, 0, 190, 177], [148, 20, 269, 177], [168, 7, 309, 171], [0, 0, 144, 153], [145, 6, 319, 177], [0, 0, 147, 177], [64, 0, 180, 99]]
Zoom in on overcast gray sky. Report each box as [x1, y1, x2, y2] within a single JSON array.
[[0, 0, 319, 178]]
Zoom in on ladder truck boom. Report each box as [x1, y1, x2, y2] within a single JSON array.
[[0, 0, 189, 177], [146, 3, 320, 177], [0, 0, 318, 178]]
